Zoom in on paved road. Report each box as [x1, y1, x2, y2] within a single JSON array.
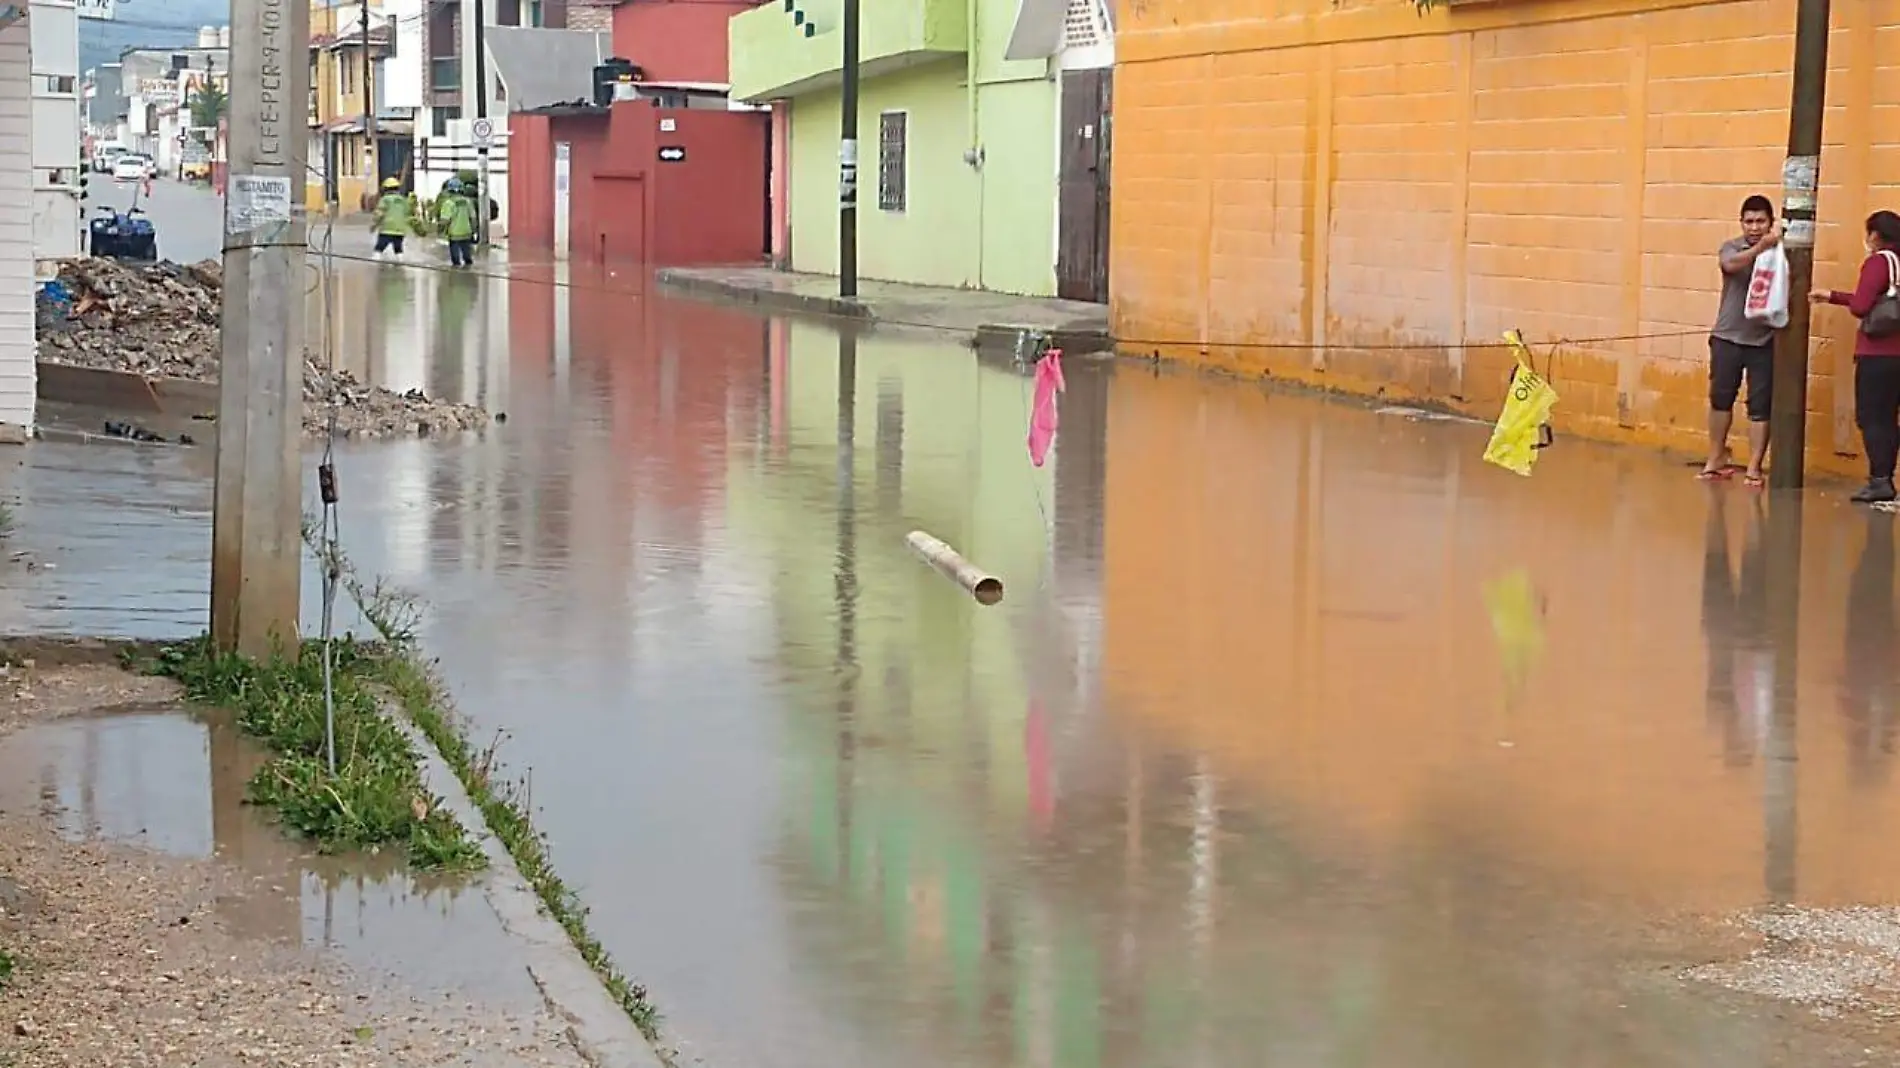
[[11, 270, 1900, 1066], [85, 175, 225, 264]]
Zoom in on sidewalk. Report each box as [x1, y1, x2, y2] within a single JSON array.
[[655, 266, 1111, 354]]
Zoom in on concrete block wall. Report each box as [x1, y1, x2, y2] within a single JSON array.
[[1110, 0, 1900, 474]]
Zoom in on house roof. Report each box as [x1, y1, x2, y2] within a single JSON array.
[[484, 27, 611, 113]]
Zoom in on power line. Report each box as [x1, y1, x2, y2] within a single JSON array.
[[274, 245, 1707, 360]]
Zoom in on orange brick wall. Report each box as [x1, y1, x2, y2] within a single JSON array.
[[1111, 0, 1900, 473]]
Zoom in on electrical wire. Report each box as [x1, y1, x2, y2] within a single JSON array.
[[299, 245, 1707, 363], [304, 179, 346, 778]]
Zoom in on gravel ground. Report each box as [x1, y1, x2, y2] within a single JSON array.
[[0, 647, 590, 1068], [1685, 907, 1900, 1021], [37, 258, 491, 440]]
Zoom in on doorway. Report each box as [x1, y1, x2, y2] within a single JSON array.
[[1057, 69, 1112, 304]]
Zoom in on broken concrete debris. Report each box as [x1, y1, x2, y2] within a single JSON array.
[[36, 257, 491, 439]]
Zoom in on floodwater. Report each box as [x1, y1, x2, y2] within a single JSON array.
[[0, 705, 547, 1009], [11, 255, 1900, 1065]]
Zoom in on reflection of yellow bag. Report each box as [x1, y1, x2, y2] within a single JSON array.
[[1482, 331, 1559, 476]]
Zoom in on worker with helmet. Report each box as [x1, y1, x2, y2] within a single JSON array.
[[371, 176, 412, 259], [435, 177, 478, 268]]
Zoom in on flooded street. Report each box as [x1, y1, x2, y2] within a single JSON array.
[[12, 250, 1900, 1065]]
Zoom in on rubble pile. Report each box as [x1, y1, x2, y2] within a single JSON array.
[[37, 257, 493, 439], [304, 362, 491, 438], [38, 258, 223, 379]]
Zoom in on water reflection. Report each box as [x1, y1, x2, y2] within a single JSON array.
[[35, 255, 1900, 1065], [1841, 513, 1899, 778], [0, 709, 542, 1006]]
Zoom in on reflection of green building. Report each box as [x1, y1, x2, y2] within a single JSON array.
[[725, 323, 1053, 821]]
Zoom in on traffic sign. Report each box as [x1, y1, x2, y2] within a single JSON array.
[[471, 118, 495, 148], [658, 146, 685, 163]]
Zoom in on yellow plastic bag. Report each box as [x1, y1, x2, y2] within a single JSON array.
[[1482, 330, 1559, 476]]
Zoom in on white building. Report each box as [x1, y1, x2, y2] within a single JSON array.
[[0, 4, 37, 438]]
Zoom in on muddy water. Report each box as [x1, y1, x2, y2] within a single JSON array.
[[0, 708, 542, 1008], [9, 260, 1900, 1065]]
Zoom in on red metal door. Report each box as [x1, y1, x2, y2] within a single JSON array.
[[593, 174, 647, 264]]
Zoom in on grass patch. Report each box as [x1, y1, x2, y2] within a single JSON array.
[[137, 637, 485, 871], [0, 947, 14, 985], [306, 526, 664, 1043]]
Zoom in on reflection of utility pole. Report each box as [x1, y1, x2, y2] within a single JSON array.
[[1763, 497, 1802, 904], [834, 326, 860, 881]]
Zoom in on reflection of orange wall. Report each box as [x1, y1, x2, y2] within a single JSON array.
[[1111, 0, 1900, 475], [1101, 369, 1900, 913]]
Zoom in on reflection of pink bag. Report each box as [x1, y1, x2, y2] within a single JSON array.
[[1027, 349, 1064, 467]]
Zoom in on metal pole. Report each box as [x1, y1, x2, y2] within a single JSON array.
[[213, 0, 312, 656], [478, 145, 491, 249], [1768, 0, 1831, 490], [839, 0, 859, 299]]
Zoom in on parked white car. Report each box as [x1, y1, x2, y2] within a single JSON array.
[[112, 154, 152, 182], [90, 145, 126, 173]]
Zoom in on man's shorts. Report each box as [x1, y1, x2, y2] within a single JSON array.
[[1710, 336, 1773, 423]]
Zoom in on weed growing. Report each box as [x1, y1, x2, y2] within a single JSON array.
[[0, 946, 13, 986], [306, 521, 664, 1043], [141, 637, 485, 871]]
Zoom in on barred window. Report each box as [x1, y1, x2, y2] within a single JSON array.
[[878, 111, 906, 213]]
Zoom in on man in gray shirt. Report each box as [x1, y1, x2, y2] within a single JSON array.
[[1704, 194, 1783, 484]]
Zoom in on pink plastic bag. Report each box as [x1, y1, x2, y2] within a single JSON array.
[[1027, 349, 1064, 467]]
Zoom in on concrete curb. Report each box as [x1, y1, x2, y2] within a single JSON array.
[[388, 713, 668, 1068], [971, 322, 1114, 358], [654, 268, 870, 319]]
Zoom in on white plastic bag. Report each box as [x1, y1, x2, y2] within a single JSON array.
[[1745, 244, 1790, 329]]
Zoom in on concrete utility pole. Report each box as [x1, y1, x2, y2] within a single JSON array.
[[839, 0, 859, 298], [214, 0, 313, 656], [1768, 0, 1831, 490], [361, 0, 376, 189]]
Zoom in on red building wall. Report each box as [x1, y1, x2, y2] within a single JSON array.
[[510, 103, 766, 266], [610, 0, 753, 84], [508, 113, 554, 250]]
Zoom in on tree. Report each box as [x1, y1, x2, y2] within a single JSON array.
[[188, 81, 228, 129]]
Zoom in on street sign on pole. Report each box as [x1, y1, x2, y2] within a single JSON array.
[[471, 117, 495, 149]]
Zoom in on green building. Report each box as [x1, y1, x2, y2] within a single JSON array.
[[729, 0, 1116, 301]]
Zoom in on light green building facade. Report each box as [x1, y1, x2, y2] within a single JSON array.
[[730, 0, 1060, 297]]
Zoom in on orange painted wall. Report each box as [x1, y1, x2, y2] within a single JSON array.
[[1110, 0, 1900, 474]]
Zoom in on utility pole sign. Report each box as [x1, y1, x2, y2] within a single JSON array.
[[214, 0, 312, 656], [472, 118, 494, 249]]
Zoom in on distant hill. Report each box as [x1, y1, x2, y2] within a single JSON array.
[[80, 0, 230, 74]]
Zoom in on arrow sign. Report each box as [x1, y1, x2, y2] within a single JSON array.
[[658, 146, 685, 162]]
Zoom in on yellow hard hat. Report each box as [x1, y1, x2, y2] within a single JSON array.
[[382, 177, 400, 189]]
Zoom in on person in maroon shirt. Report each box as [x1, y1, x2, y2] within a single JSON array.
[[1812, 210, 1900, 503]]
